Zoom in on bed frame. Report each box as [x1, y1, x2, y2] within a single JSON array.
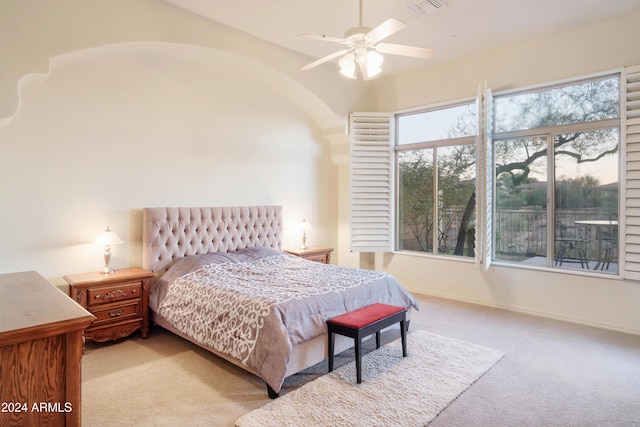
[[141, 206, 353, 397]]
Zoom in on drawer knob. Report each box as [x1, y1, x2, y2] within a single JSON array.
[[108, 310, 124, 317]]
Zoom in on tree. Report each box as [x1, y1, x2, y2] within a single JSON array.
[[400, 76, 620, 257], [399, 150, 434, 251], [398, 143, 476, 254]]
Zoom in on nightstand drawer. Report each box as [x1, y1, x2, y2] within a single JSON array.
[[283, 246, 334, 264], [91, 300, 141, 325], [306, 253, 328, 263], [88, 281, 142, 307]]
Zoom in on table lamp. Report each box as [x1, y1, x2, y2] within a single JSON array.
[[300, 219, 311, 250], [95, 226, 124, 274]]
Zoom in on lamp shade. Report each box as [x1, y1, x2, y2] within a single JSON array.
[[340, 49, 384, 80], [339, 53, 357, 79], [300, 219, 312, 231], [95, 227, 124, 246], [367, 50, 384, 69]]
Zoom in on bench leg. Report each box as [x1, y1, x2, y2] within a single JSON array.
[[376, 331, 381, 349], [328, 331, 335, 372], [400, 318, 407, 357], [355, 336, 362, 384]]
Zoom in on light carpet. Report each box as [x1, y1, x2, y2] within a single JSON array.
[[235, 330, 504, 427]]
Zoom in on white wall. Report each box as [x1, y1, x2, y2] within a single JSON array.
[[337, 10, 640, 334], [0, 0, 356, 287], [0, 49, 335, 284]]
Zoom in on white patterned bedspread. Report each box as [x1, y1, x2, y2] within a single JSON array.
[[153, 247, 418, 393]]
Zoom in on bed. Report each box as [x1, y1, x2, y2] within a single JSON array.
[[142, 206, 418, 397]]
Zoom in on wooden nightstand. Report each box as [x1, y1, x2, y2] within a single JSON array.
[[284, 246, 334, 264], [64, 267, 155, 343]]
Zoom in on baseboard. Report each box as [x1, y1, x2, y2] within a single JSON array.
[[406, 287, 640, 336]]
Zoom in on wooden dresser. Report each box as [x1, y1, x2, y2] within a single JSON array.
[[0, 271, 94, 427]]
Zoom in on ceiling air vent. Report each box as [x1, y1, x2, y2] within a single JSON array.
[[405, 0, 448, 16]]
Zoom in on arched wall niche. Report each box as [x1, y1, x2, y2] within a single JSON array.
[[0, 41, 349, 163]]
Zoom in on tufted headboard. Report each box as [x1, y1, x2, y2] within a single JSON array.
[[142, 206, 282, 279]]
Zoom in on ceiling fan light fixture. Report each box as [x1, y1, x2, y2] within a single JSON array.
[[339, 53, 357, 79], [367, 50, 384, 68], [365, 49, 383, 78], [299, 0, 434, 79], [354, 46, 367, 64], [365, 64, 382, 79]]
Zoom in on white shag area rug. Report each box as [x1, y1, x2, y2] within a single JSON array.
[[235, 330, 504, 427]]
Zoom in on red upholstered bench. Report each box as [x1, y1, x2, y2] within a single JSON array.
[[326, 303, 408, 383]]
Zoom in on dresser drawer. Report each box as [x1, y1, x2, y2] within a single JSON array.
[[87, 281, 142, 307], [91, 300, 141, 325]]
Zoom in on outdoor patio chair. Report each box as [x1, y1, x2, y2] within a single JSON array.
[[599, 225, 618, 271], [554, 222, 589, 269]]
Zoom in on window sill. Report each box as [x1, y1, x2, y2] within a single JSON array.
[[486, 260, 622, 279], [391, 250, 622, 279], [392, 250, 476, 264]]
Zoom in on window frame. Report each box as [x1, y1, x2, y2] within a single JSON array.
[[490, 73, 621, 275], [391, 73, 623, 276], [394, 100, 478, 259]]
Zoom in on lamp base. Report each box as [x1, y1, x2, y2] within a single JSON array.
[[102, 247, 115, 274]]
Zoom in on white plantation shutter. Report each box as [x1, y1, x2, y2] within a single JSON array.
[[475, 82, 493, 270], [349, 112, 394, 252], [483, 84, 494, 270], [623, 65, 640, 280], [474, 85, 484, 269]]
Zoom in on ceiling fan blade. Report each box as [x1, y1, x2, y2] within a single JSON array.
[[375, 43, 435, 59], [298, 33, 346, 44], [366, 18, 407, 43], [300, 49, 351, 71]]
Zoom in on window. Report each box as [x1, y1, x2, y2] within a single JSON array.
[[493, 75, 620, 273], [393, 76, 621, 272], [351, 65, 640, 279], [396, 103, 478, 257]]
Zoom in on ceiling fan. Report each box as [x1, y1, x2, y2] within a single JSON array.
[[299, 0, 435, 80]]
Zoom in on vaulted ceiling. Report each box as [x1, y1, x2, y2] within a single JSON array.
[[164, 0, 640, 77]]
